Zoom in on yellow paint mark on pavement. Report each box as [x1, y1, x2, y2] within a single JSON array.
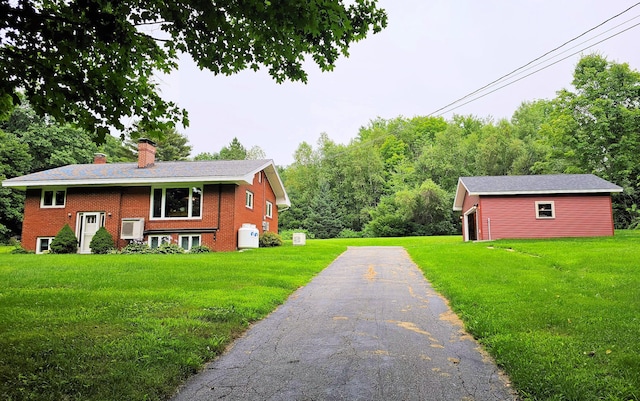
[[364, 265, 377, 281], [332, 316, 348, 321], [387, 320, 431, 336]]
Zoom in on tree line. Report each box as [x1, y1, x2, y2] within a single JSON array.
[[280, 54, 640, 237], [1, 54, 639, 242]]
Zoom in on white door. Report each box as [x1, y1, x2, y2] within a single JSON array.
[[78, 212, 101, 253]]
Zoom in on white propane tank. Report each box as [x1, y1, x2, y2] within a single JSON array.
[[238, 223, 259, 249]]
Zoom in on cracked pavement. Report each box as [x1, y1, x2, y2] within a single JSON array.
[[171, 246, 518, 401]]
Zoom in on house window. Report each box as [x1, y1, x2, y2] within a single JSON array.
[[36, 237, 55, 254], [151, 186, 202, 219], [149, 235, 172, 248], [536, 201, 555, 219], [245, 191, 254, 209], [179, 234, 201, 251], [41, 189, 66, 208], [265, 201, 273, 218]]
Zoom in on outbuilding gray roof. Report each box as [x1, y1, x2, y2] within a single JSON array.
[[453, 174, 622, 211], [2, 159, 291, 208]]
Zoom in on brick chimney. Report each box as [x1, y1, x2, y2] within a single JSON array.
[[93, 153, 107, 164], [137, 138, 157, 168]]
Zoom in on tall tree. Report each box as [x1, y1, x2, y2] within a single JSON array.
[[219, 137, 247, 160], [1, 103, 97, 172], [0, 129, 31, 242], [552, 54, 640, 227], [129, 128, 192, 161], [1, 1, 387, 140]]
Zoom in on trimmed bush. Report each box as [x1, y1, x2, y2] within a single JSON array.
[[155, 243, 185, 254], [10, 246, 31, 254], [49, 224, 78, 254], [90, 227, 115, 254], [259, 232, 282, 247], [121, 241, 153, 254], [189, 245, 212, 253]]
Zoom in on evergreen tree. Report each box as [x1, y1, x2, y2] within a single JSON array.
[[49, 224, 78, 254]]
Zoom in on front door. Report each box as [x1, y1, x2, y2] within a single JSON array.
[[78, 212, 102, 253]]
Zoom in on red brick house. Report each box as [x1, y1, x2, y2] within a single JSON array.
[[453, 174, 622, 242], [2, 139, 290, 253]]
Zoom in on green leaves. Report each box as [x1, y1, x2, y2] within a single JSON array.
[[1, 0, 387, 139]]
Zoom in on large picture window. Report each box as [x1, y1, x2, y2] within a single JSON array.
[[151, 186, 202, 219], [41, 189, 66, 208]]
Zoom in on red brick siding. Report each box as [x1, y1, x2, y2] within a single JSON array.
[[234, 171, 279, 236], [19, 169, 281, 252], [472, 194, 615, 240]]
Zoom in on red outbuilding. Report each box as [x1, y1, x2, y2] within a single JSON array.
[[453, 174, 623, 242]]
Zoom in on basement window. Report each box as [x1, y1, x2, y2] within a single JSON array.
[[179, 234, 201, 251], [148, 235, 172, 248], [36, 237, 55, 254], [535, 201, 555, 219]]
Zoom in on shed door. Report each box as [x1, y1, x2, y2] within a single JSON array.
[[467, 212, 477, 241]]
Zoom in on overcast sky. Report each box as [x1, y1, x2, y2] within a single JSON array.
[[158, 0, 640, 166]]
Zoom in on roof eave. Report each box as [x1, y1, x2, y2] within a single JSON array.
[[452, 178, 469, 211], [467, 188, 623, 196], [1, 175, 254, 189]]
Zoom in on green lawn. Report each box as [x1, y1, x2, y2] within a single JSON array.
[[0, 242, 347, 401], [1, 233, 639, 400]]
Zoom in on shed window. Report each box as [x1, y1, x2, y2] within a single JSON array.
[[536, 201, 555, 219]]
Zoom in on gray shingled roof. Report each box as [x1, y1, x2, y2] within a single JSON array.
[[453, 174, 622, 211], [3, 159, 268, 184], [2, 159, 291, 207], [461, 174, 622, 194]]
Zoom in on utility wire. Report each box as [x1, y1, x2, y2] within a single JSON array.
[[295, 4, 640, 164], [486, 14, 640, 90], [434, 21, 640, 116], [428, 1, 640, 117]]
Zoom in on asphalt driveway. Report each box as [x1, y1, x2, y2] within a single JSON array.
[[171, 246, 517, 401]]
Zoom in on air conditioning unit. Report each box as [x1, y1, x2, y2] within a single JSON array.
[[121, 218, 144, 240]]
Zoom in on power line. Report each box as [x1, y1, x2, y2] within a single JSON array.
[[434, 21, 640, 117], [428, 2, 640, 117]]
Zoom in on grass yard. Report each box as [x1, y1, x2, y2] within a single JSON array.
[[1, 233, 639, 400], [403, 232, 640, 401], [0, 242, 347, 401]]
